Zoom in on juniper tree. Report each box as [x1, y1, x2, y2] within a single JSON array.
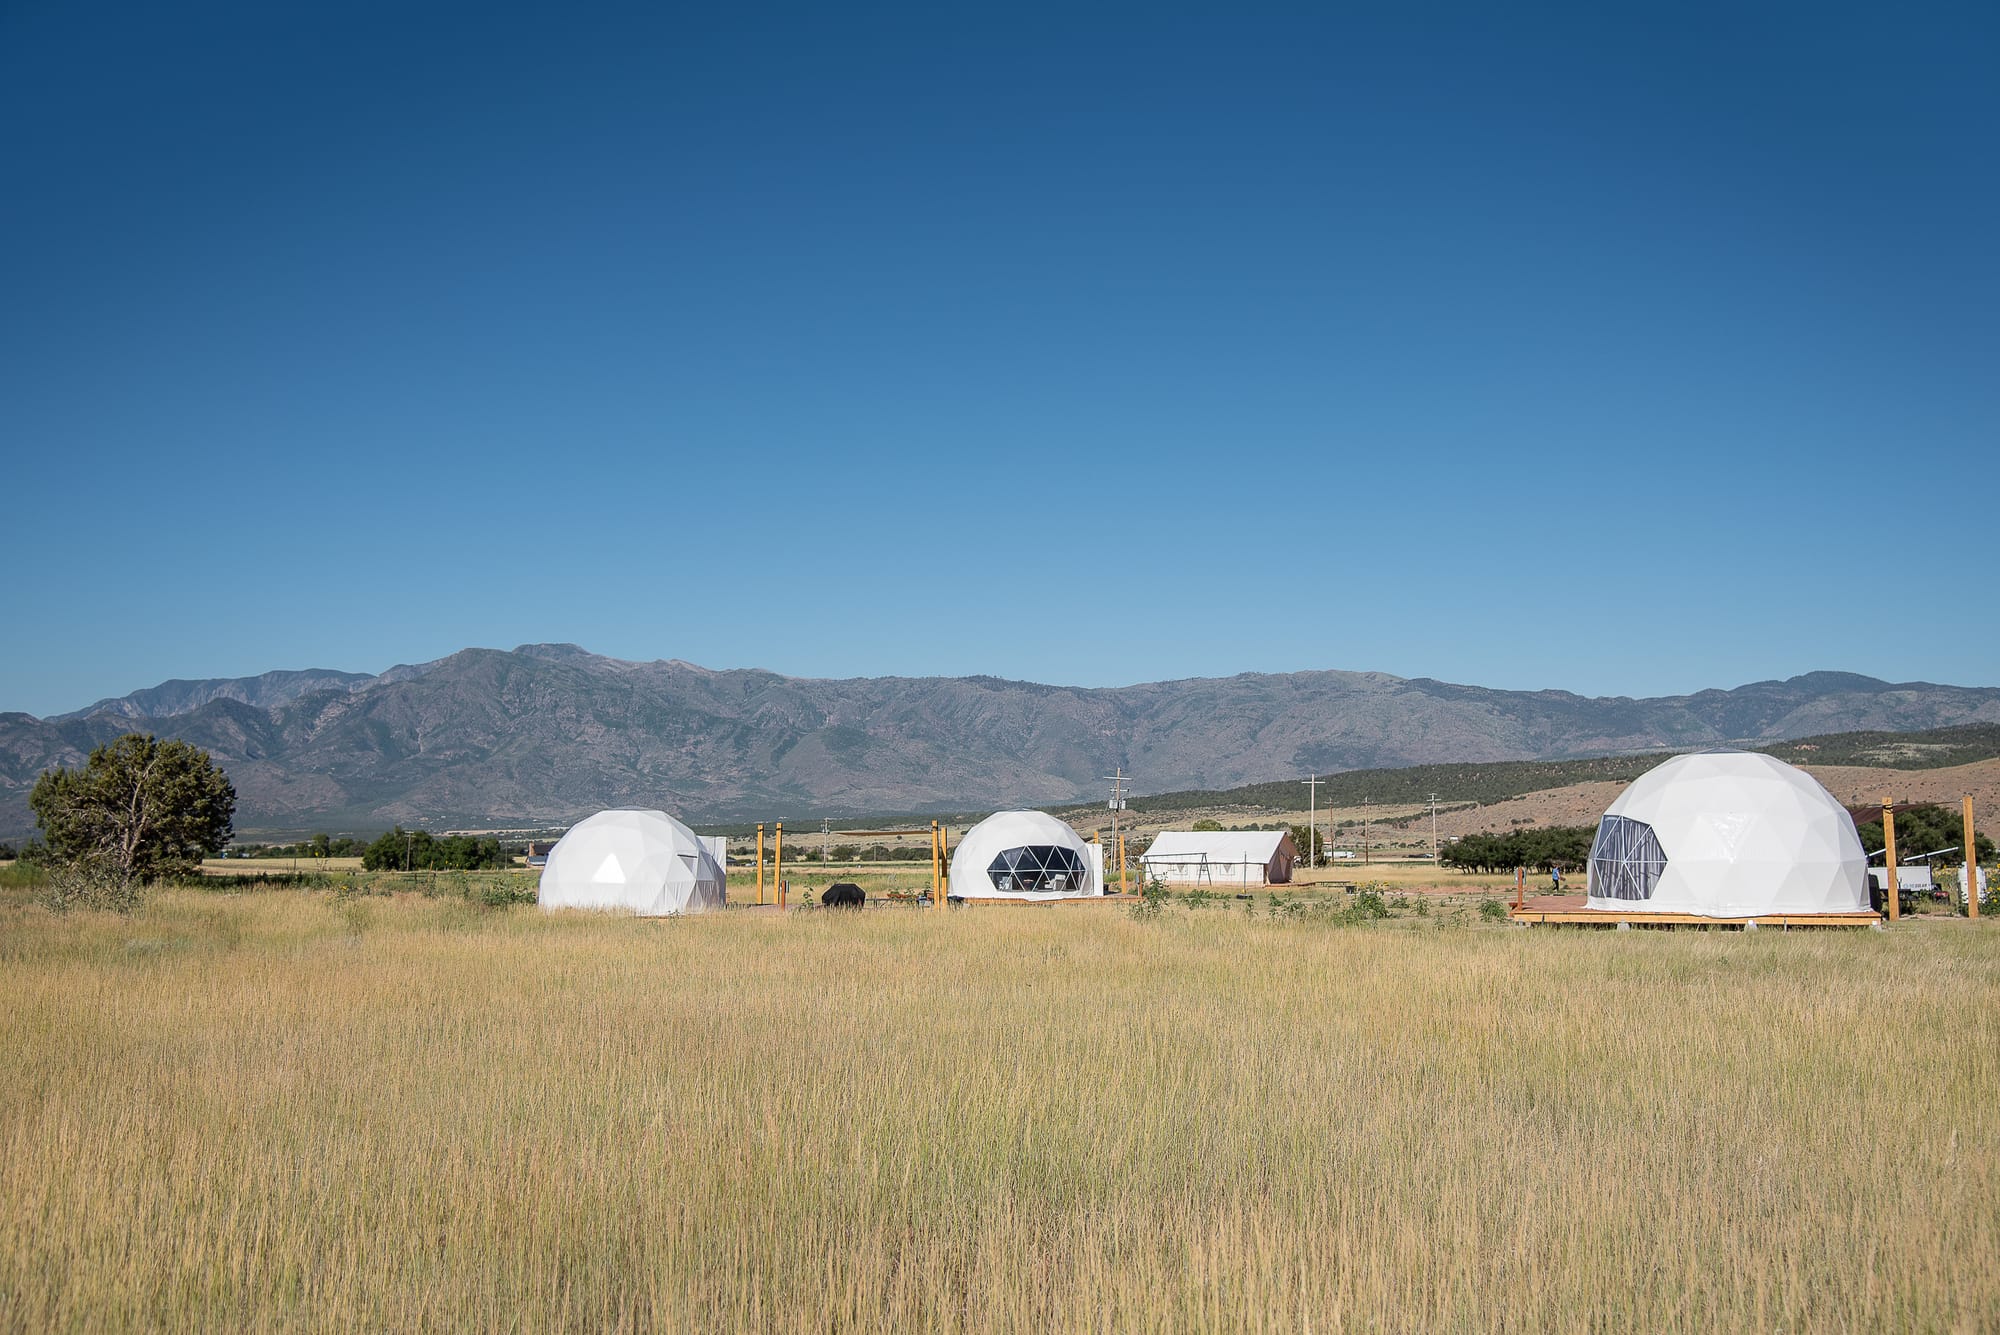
[[29, 733, 236, 883]]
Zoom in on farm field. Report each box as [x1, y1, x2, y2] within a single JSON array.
[[1, 885, 1994, 1330], [201, 856, 366, 875]]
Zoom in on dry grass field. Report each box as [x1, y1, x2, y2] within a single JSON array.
[[1, 886, 1994, 1332]]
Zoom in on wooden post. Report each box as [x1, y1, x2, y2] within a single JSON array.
[[1515, 866, 1525, 910], [1883, 802, 1900, 922], [774, 821, 783, 904], [756, 823, 765, 906], [1965, 796, 1981, 920], [931, 821, 941, 909], [939, 824, 950, 902]]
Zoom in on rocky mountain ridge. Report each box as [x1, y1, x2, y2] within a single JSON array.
[[3, 646, 1995, 835]]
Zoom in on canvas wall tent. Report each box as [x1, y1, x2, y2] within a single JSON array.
[[949, 810, 1104, 899], [538, 808, 728, 915], [1141, 830, 1298, 885], [1585, 751, 1867, 917]]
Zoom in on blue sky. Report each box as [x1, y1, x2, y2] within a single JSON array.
[[3, 1, 1995, 717]]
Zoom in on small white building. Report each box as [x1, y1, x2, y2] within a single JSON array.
[[1141, 830, 1298, 886], [1865, 865, 1934, 896]]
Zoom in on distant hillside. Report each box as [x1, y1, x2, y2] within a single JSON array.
[[1056, 723, 2000, 821], [3, 647, 1997, 835], [1065, 755, 1673, 818], [1759, 724, 2000, 770]]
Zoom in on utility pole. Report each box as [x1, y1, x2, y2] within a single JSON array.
[[1362, 798, 1370, 865], [1302, 774, 1323, 873], [1428, 793, 1439, 862], [821, 817, 830, 867], [1107, 768, 1130, 895]]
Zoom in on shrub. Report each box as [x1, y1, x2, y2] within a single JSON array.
[[1348, 890, 1389, 920], [1478, 898, 1509, 921], [40, 864, 145, 916], [1129, 876, 1171, 921], [479, 882, 537, 909]]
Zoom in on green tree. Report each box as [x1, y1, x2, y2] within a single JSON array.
[[1192, 819, 1224, 832], [28, 733, 236, 883], [1288, 825, 1325, 866], [1440, 826, 1595, 873], [361, 827, 505, 871], [1856, 805, 1992, 863]]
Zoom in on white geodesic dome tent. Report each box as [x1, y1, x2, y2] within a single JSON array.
[[1586, 751, 1868, 917], [949, 810, 1104, 899], [539, 809, 727, 915]]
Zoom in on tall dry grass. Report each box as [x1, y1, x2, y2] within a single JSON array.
[[0, 891, 1994, 1331]]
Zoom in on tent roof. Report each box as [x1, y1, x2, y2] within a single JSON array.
[[1143, 830, 1296, 864]]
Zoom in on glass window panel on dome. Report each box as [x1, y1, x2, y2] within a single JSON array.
[[1588, 815, 1667, 901], [988, 845, 1085, 892]]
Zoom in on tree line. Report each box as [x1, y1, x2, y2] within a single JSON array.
[[234, 834, 369, 859], [1439, 826, 1596, 873], [360, 827, 508, 871]]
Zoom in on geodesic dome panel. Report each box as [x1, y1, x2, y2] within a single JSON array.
[[1585, 751, 1867, 917], [949, 810, 1102, 899], [1588, 815, 1668, 902], [539, 808, 727, 916], [986, 843, 1089, 894]]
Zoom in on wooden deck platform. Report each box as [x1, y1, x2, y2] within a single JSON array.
[[1510, 907, 1883, 930], [957, 893, 1141, 909]]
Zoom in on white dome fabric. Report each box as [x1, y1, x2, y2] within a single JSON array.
[[1586, 751, 1867, 917], [539, 809, 727, 916], [949, 811, 1103, 899]]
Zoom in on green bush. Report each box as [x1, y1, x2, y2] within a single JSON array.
[[1348, 890, 1389, 920], [1129, 876, 1171, 921], [39, 864, 144, 916], [478, 882, 537, 908]]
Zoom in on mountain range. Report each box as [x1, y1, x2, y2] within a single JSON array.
[[3, 644, 1997, 836]]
